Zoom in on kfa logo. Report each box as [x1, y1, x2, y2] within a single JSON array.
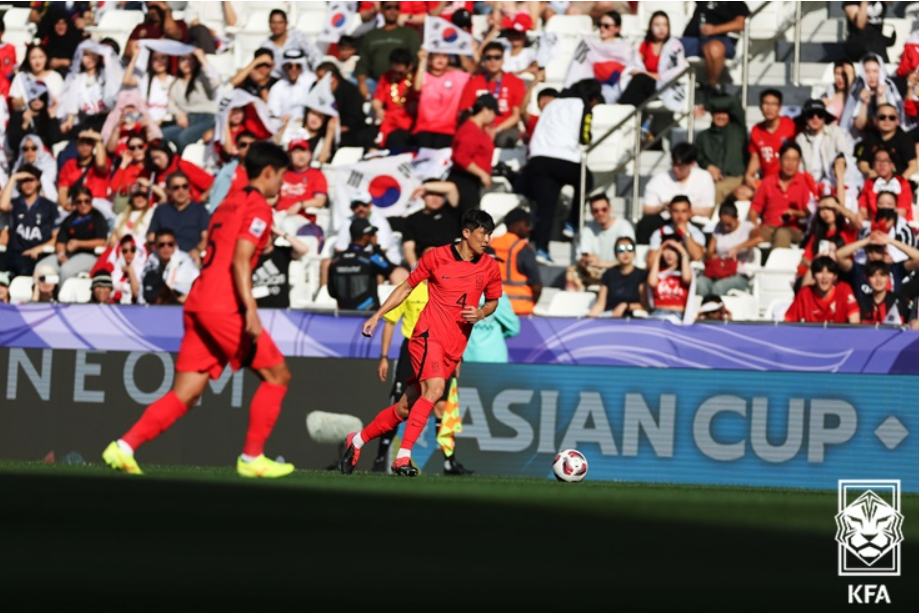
[[835, 480, 903, 577]]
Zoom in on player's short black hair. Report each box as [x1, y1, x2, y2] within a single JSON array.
[[461, 208, 496, 234], [235, 130, 258, 144], [810, 255, 839, 275], [244, 141, 289, 179], [154, 227, 176, 241]]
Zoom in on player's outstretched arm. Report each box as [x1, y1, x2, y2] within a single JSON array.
[[232, 238, 262, 339], [362, 282, 414, 338]]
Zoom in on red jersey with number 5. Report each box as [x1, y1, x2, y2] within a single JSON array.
[[184, 187, 273, 314], [407, 243, 503, 360]]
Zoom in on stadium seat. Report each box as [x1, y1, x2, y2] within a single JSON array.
[[767, 297, 792, 322], [480, 192, 528, 225], [378, 283, 396, 304], [295, 3, 331, 36], [182, 141, 207, 167], [722, 291, 758, 322], [752, 247, 800, 319], [1, 7, 34, 32], [634, 244, 649, 269], [533, 290, 596, 317], [8, 276, 33, 304], [310, 284, 338, 311], [544, 14, 593, 35], [587, 104, 635, 173], [58, 277, 92, 304], [206, 53, 237, 84], [543, 56, 569, 90], [88, 9, 146, 54], [329, 146, 365, 166]]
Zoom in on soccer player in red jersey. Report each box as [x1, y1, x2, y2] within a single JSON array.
[[340, 208, 503, 476], [102, 142, 297, 478]]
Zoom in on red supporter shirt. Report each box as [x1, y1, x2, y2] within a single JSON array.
[[110, 161, 144, 196], [373, 69, 417, 143], [143, 157, 214, 203], [652, 270, 689, 310], [0, 43, 17, 98], [784, 282, 859, 323], [451, 119, 495, 175], [412, 69, 470, 135], [407, 243, 503, 360], [751, 172, 817, 227], [459, 72, 526, 127], [58, 158, 113, 200], [227, 163, 248, 197], [638, 40, 660, 73], [858, 176, 914, 221], [277, 168, 329, 213], [183, 187, 273, 314], [749, 116, 797, 179]]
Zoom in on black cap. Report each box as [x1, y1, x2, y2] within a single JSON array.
[[350, 217, 378, 242], [451, 8, 472, 28], [798, 98, 835, 123]]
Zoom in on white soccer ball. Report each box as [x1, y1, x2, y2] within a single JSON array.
[[552, 449, 588, 482]]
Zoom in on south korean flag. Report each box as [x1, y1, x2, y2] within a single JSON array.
[[422, 16, 474, 56], [318, 1, 357, 43]]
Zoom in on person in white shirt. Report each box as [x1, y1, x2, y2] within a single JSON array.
[[795, 98, 862, 212], [636, 142, 715, 244], [568, 193, 636, 290], [267, 48, 317, 125], [260, 8, 323, 79], [521, 78, 603, 264]]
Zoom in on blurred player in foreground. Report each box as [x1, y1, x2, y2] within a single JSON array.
[[102, 142, 296, 478], [340, 209, 503, 476]]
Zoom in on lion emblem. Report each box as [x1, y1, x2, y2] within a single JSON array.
[[835, 490, 904, 565]]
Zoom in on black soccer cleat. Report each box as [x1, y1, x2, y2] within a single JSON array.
[[338, 432, 360, 475], [444, 457, 474, 476], [391, 456, 419, 477], [371, 456, 388, 473]]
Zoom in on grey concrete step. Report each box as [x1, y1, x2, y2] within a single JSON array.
[[775, 40, 845, 63], [723, 84, 814, 107]]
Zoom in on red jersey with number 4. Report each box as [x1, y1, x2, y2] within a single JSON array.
[[184, 187, 273, 314], [407, 243, 503, 360]]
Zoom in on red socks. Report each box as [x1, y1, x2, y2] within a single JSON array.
[[399, 397, 435, 451], [243, 382, 288, 457], [122, 391, 189, 451], [361, 403, 405, 442]]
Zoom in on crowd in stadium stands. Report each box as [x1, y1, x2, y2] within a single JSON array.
[[2, 1, 919, 330]]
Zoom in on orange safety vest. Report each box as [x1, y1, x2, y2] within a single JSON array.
[[490, 232, 535, 315]]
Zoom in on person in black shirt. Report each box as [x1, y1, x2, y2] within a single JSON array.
[[586, 236, 648, 318], [231, 47, 279, 103], [0, 164, 58, 277], [843, 1, 894, 63], [400, 180, 460, 268], [855, 103, 918, 179], [34, 186, 107, 283], [314, 61, 376, 148], [680, 1, 750, 94], [328, 218, 396, 311]]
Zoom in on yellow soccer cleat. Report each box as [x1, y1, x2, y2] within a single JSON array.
[[237, 455, 295, 478], [102, 441, 144, 475]]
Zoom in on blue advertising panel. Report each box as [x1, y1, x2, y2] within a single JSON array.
[[407, 363, 918, 492]]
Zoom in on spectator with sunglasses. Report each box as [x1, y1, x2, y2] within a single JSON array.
[[146, 171, 210, 267], [587, 236, 648, 319], [35, 185, 107, 283], [856, 104, 918, 180], [10, 135, 58, 205], [111, 179, 164, 248], [140, 227, 200, 305], [0, 164, 57, 278], [356, 1, 421, 100], [795, 98, 861, 212], [569, 193, 635, 291], [208, 131, 256, 211], [111, 134, 149, 204], [459, 42, 526, 148]]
